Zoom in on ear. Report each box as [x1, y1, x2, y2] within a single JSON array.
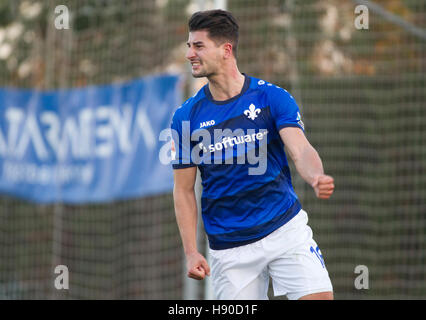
[[222, 42, 233, 59]]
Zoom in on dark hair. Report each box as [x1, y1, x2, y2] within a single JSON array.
[[188, 10, 239, 57]]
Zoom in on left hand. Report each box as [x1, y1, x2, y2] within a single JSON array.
[[311, 175, 335, 199]]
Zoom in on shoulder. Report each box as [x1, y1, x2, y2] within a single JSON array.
[[249, 76, 296, 104], [172, 85, 207, 122]]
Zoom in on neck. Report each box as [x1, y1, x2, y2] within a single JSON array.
[[207, 67, 245, 101]]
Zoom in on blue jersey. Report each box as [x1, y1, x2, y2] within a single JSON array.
[[171, 75, 305, 250]]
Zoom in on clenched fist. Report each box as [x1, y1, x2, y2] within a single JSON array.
[[311, 175, 335, 199], [185, 251, 210, 280]]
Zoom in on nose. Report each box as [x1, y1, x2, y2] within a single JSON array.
[[186, 46, 196, 60]]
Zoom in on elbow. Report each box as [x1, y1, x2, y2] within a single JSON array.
[[290, 145, 307, 163], [173, 184, 195, 198], [291, 144, 317, 164]]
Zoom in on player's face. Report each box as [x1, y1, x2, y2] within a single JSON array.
[[186, 30, 223, 78]]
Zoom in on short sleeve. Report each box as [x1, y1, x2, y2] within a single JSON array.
[[170, 109, 197, 169], [269, 87, 305, 132]]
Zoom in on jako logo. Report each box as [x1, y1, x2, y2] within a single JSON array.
[[200, 120, 215, 128], [244, 104, 261, 120]]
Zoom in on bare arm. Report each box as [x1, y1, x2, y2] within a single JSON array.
[[279, 127, 334, 199], [173, 167, 210, 280]]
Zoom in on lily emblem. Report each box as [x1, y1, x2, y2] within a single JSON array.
[[244, 104, 261, 120]]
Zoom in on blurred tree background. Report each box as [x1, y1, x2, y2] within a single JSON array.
[[0, 0, 424, 299]]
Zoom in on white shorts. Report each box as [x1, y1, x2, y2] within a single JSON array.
[[208, 209, 333, 300]]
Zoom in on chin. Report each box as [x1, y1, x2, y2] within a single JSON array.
[[192, 71, 206, 78], [192, 70, 214, 79]]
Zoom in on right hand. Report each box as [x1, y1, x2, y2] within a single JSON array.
[[186, 251, 210, 280]]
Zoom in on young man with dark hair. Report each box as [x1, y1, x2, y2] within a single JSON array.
[[171, 9, 334, 300]]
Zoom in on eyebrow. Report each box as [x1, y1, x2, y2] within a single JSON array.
[[187, 41, 204, 46]]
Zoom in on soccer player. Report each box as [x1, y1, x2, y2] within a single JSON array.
[[171, 9, 335, 300]]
